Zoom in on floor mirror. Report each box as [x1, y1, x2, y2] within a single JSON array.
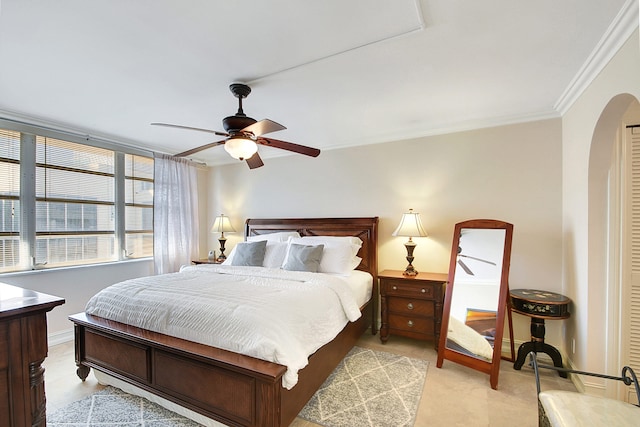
[[436, 219, 515, 389]]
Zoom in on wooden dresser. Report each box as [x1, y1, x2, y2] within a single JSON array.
[[379, 270, 448, 348], [0, 283, 65, 427]]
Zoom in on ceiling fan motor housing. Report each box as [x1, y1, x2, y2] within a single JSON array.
[[223, 115, 257, 134]]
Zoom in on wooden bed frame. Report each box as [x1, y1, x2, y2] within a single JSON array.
[[70, 217, 378, 427]]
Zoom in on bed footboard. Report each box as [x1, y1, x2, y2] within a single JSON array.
[[71, 303, 370, 427], [71, 313, 287, 427]]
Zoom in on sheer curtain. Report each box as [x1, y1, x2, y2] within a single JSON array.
[[153, 154, 199, 274]]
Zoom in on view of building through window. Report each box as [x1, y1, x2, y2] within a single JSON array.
[[0, 129, 153, 272], [36, 137, 116, 267]]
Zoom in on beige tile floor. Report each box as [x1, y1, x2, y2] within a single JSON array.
[[44, 333, 576, 426]]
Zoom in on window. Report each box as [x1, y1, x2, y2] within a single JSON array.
[[36, 137, 116, 267], [125, 154, 154, 259], [0, 130, 20, 272], [0, 125, 153, 272]]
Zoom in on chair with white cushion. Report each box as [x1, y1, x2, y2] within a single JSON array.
[[530, 352, 640, 427]]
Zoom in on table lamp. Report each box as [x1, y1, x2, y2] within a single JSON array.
[[211, 214, 236, 261], [392, 208, 428, 276]]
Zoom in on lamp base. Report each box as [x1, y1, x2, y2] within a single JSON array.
[[217, 236, 228, 262], [403, 240, 418, 276], [403, 265, 419, 276]]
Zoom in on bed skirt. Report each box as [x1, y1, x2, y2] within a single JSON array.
[[94, 370, 224, 426]]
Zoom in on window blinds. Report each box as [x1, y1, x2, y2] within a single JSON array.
[[0, 130, 20, 272], [35, 136, 116, 267]]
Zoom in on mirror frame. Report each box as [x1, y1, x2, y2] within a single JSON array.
[[436, 219, 514, 389]]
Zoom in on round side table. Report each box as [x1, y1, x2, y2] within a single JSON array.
[[510, 289, 570, 377]]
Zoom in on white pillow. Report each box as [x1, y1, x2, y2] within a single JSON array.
[[221, 246, 236, 265], [262, 241, 289, 268], [221, 252, 232, 265], [349, 256, 363, 271], [299, 235, 362, 253], [287, 236, 362, 275], [247, 231, 301, 243]]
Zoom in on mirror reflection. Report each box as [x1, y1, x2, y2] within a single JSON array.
[[436, 219, 514, 390], [445, 228, 506, 360]]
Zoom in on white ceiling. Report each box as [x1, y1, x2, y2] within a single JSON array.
[[0, 0, 632, 166]]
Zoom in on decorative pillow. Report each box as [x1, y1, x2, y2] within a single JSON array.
[[230, 240, 267, 266], [247, 231, 301, 243], [289, 236, 362, 275], [262, 241, 289, 268], [282, 243, 324, 272]]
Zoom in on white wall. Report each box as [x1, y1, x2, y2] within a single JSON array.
[[1, 259, 154, 341], [562, 27, 640, 377], [206, 118, 564, 347]]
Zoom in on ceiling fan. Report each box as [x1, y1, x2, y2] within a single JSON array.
[[457, 246, 496, 276], [151, 83, 321, 169]]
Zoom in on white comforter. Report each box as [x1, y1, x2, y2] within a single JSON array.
[[84, 265, 363, 389]]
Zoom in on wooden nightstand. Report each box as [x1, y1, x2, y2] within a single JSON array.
[[379, 269, 448, 348]]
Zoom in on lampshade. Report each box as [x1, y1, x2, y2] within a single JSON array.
[[224, 137, 258, 160], [392, 209, 428, 238], [211, 214, 236, 234]]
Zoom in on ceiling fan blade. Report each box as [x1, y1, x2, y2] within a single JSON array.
[[242, 119, 286, 137], [175, 140, 226, 157], [459, 254, 497, 265], [257, 137, 321, 157], [458, 259, 474, 276], [246, 152, 264, 169], [151, 122, 228, 137]]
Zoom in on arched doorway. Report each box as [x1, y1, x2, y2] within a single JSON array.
[[589, 93, 640, 401]]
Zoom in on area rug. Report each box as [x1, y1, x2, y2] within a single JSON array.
[[46, 386, 200, 426], [47, 346, 428, 427], [298, 346, 428, 427]]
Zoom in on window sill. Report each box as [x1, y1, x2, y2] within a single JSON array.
[[0, 257, 153, 277]]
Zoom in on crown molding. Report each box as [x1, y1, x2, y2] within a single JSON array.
[[0, 108, 158, 157], [554, 0, 640, 115], [302, 109, 561, 157]]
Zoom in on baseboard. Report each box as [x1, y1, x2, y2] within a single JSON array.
[[502, 338, 588, 393], [48, 328, 74, 347]]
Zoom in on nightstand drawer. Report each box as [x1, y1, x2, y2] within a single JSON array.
[[388, 315, 434, 335], [383, 280, 434, 298], [388, 298, 434, 317]]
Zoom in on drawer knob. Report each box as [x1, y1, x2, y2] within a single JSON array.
[[407, 303, 414, 310], [408, 320, 414, 327], [392, 286, 397, 290], [421, 288, 426, 293]]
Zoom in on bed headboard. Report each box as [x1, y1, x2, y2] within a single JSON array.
[[245, 217, 379, 279], [246, 217, 379, 334]]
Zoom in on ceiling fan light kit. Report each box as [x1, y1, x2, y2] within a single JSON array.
[[152, 83, 320, 169], [224, 137, 257, 160]]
